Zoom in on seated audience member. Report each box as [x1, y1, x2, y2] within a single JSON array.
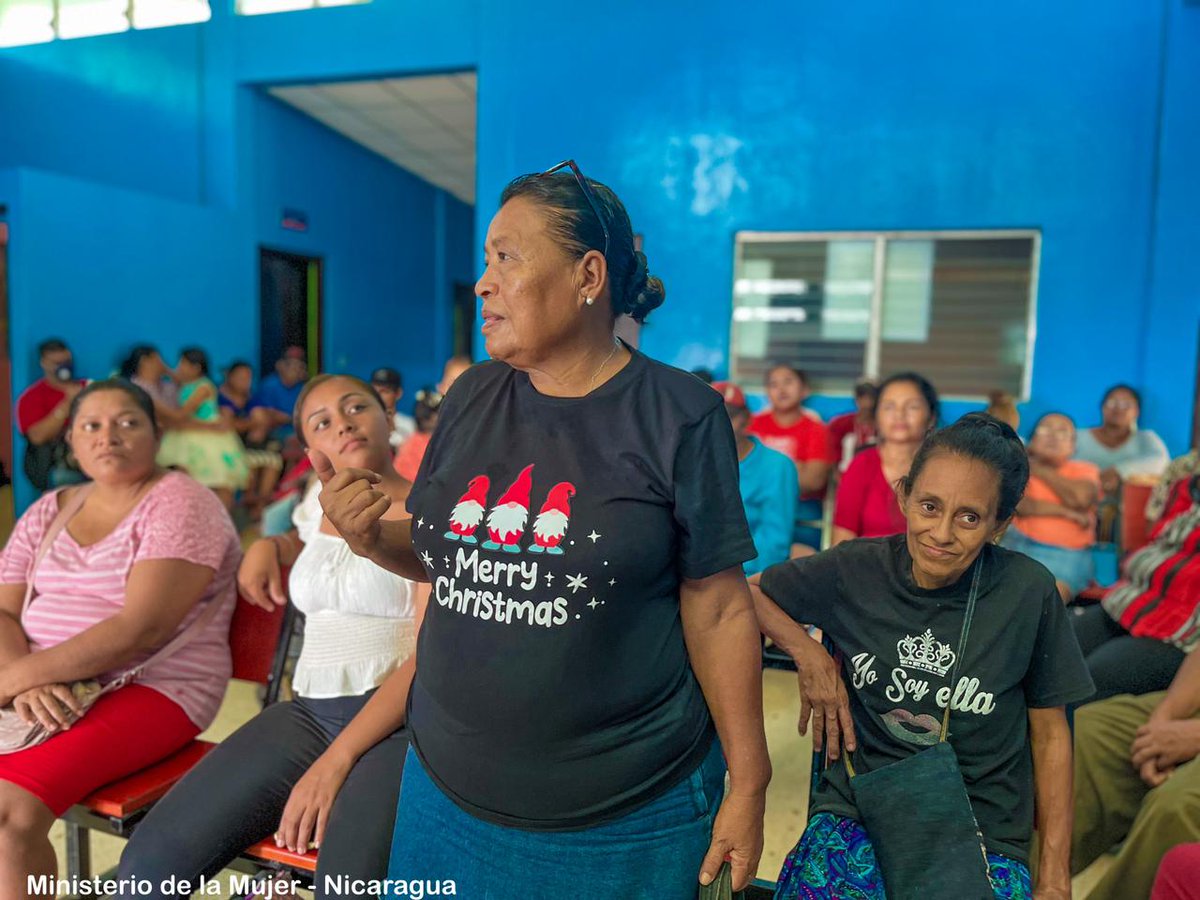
[[1070, 474, 1200, 703], [120, 374, 425, 899], [713, 381, 799, 575], [1001, 413, 1099, 602], [750, 364, 836, 548], [985, 390, 1020, 433], [370, 366, 417, 448], [1075, 384, 1170, 496], [1073, 644, 1200, 900], [157, 347, 248, 509], [1152, 845, 1200, 900], [438, 354, 473, 396], [218, 361, 284, 513], [690, 367, 716, 385], [831, 372, 938, 546], [17, 338, 86, 492], [393, 388, 442, 482], [119, 345, 184, 427], [826, 378, 877, 472], [252, 347, 309, 441], [751, 413, 1092, 900], [1147, 447, 1200, 523], [0, 380, 240, 898]]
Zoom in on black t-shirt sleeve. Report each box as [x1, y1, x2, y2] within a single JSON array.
[[757, 545, 843, 628], [1023, 580, 1096, 707], [672, 405, 756, 580]]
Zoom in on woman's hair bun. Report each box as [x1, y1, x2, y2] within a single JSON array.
[[623, 251, 665, 322]]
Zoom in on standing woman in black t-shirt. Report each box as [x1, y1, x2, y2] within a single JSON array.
[[307, 160, 770, 899], [750, 415, 1093, 900]]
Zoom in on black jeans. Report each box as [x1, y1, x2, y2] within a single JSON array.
[[1070, 604, 1186, 704], [118, 692, 407, 899]]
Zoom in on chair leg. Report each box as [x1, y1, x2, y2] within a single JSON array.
[[64, 821, 91, 880]]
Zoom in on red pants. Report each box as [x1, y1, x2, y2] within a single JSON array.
[[0, 685, 198, 814]]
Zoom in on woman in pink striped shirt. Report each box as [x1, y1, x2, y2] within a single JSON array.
[[0, 379, 241, 898]]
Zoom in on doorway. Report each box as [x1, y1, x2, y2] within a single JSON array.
[[260, 248, 322, 375]]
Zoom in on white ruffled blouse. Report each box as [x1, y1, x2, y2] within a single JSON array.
[[288, 482, 418, 699]]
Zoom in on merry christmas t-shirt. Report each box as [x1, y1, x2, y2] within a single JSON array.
[[759, 536, 1093, 862], [405, 349, 755, 829]]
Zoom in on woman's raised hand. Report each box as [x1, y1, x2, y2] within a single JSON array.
[[310, 449, 392, 559]]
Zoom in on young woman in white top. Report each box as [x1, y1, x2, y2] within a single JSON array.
[[119, 374, 428, 898]]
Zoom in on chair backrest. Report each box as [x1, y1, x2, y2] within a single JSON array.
[[228, 567, 294, 705], [1120, 480, 1157, 556]]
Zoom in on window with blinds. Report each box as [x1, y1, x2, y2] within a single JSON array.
[[731, 231, 1038, 399], [0, 0, 209, 45]]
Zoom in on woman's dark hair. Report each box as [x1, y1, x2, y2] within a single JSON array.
[[499, 170, 665, 323], [765, 363, 809, 387], [68, 378, 160, 435], [900, 412, 1029, 522], [876, 371, 941, 427], [225, 360, 252, 378], [1102, 383, 1141, 410], [180, 346, 209, 378], [118, 345, 160, 380], [292, 373, 388, 449]]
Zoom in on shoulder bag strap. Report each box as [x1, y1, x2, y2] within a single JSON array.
[[21, 485, 94, 619], [937, 557, 984, 742]]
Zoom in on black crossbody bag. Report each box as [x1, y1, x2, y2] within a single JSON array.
[[844, 561, 995, 900]]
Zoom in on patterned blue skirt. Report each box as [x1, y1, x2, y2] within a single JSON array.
[[774, 813, 1033, 899]]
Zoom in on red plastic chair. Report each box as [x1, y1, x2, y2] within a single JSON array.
[[62, 581, 295, 880], [1076, 480, 1157, 603]]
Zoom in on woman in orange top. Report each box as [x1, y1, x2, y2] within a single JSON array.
[[393, 389, 443, 482], [1002, 413, 1100, 601]]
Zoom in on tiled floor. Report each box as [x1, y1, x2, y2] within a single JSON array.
[[53, 670, 1114, 897]]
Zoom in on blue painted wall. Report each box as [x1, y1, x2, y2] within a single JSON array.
[[2, 0, 1197, 510]]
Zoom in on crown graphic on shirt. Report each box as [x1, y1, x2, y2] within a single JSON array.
[[896, 629, 956, 677]]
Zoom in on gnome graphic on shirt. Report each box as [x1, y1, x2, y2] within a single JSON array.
[[444, 474, 490, 543], [529, 482, 576, 554], [483, 464, 533, 553]]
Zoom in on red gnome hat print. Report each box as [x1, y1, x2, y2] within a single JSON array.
[[483, 464, 534, 554], [530, 482, 576, 555], [444, 475, 490, 544]]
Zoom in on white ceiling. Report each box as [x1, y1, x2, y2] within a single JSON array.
[[269, 73, 477, 204]]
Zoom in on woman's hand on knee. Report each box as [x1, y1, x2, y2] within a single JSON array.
[[13, 684, 83, 733], [794, 641, 856, 760], [238, 538, 287, 610], [275, 753, 353, 855]]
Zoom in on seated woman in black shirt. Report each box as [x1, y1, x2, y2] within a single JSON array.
[[750, 414, 1093, 900], [302, 160, 770, 899]]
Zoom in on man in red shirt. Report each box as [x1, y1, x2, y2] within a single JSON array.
[[17, 338, 85, 491]]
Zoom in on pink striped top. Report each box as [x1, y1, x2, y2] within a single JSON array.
[[0, 472, 241, 729]]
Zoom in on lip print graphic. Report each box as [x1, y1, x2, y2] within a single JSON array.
[[445, 475, 490, 543], [483, 464, 534, 554], [881, 708, 942, 747], [529, 482, 576, 555]]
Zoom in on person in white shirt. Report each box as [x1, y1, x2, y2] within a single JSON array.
[[119, 373, 427, 898]]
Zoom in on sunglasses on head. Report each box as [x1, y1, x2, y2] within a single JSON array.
[[538, 159, 610, 261]]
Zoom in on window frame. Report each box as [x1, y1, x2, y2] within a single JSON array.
[[730, 228, 1042, 402]]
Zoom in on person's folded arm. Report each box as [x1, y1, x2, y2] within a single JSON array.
[[0, 558, 215, 704]]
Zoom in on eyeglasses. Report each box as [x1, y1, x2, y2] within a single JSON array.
[[538, 159, 610, 261]]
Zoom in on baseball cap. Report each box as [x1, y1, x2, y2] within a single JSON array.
[[370, 367, 402, 389], [711, 380, 748, 411]]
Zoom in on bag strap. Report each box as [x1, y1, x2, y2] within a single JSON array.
[[117, 588, 227, 683], [938, 557, 984, 742], [844, 556, 985, 777], [21, 485, 94, 619]]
